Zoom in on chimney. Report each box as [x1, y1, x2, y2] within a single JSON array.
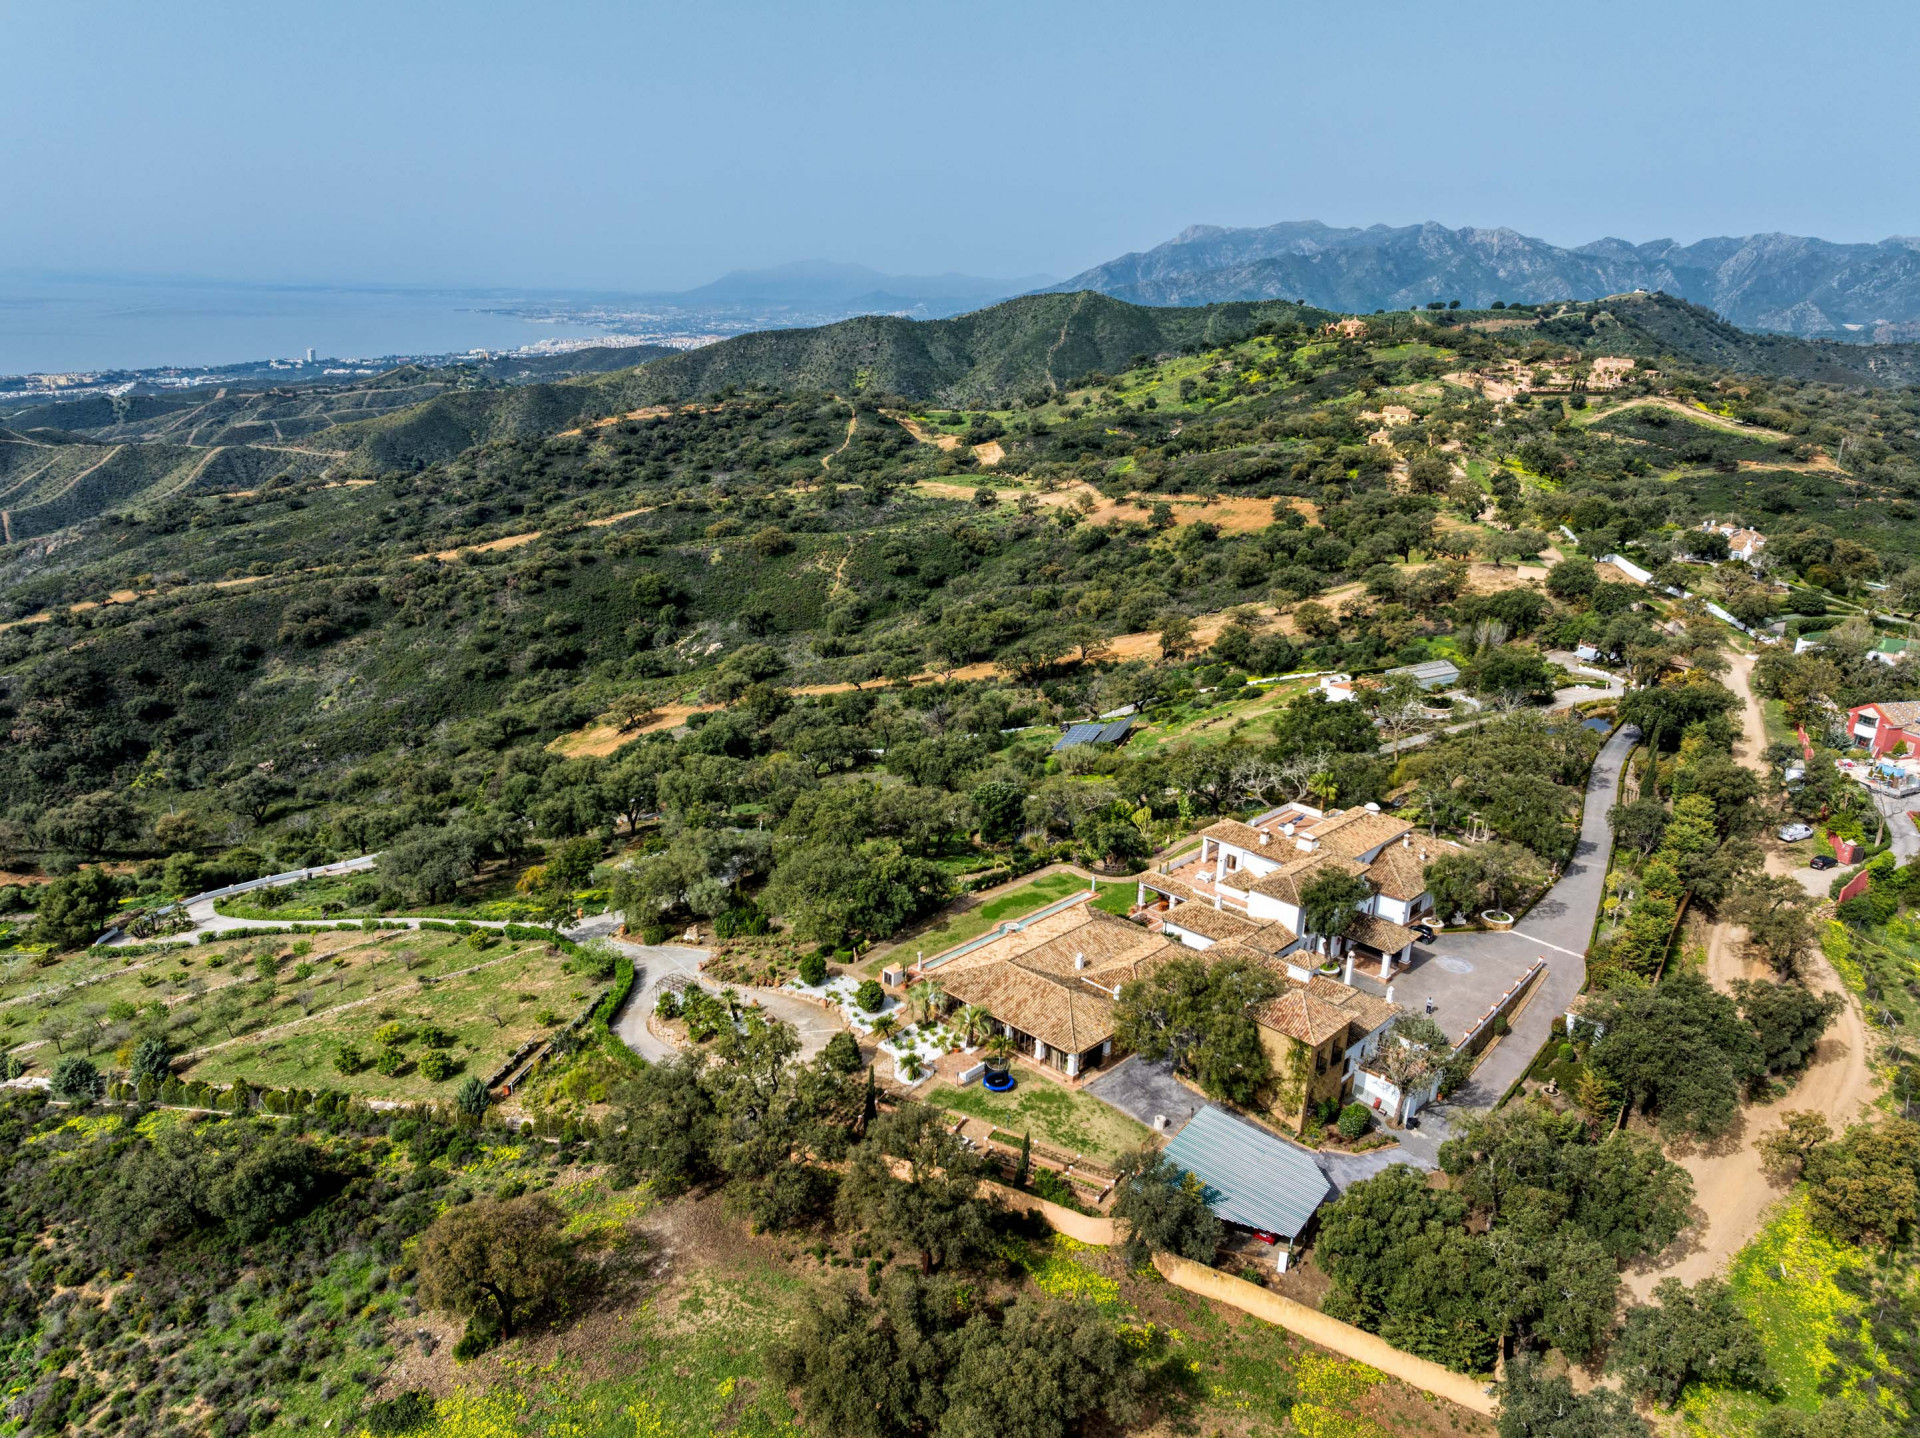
[[1258, 832, 1270, 846], [1386, 984, 1395, 1004], [1073, 952, 1086, 970], [1402, 834, 1411, 849]]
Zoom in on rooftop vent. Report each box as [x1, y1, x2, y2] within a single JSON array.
[[1364, 802, 1381, 813]]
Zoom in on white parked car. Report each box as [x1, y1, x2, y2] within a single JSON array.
[[1777, 823, 1814, 843]]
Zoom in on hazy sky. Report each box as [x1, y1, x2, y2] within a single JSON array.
[[8, 0, 1918, 292]]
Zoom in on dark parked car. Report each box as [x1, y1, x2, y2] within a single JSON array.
[[1809, 855, 1838, 871], [1410, 924, 1436, 942]]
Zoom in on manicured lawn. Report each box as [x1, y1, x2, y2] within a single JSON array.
[[186, 937, 578, 1100], [927, 1075, 1151, 1164], [883, 870, 1095, 968]]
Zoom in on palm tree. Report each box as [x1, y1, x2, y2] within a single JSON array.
[[871, 1013, 899, 1043], [907, 979, 943, 1025], [954, 1004, 993, 1049], [984, 1031, 1015, 1064]]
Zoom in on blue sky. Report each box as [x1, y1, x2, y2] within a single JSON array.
[[7, 0, 1917, 291]]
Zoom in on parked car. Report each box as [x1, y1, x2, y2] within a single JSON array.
[[1809, 855, 1838, 871], [1410, 924, 1437, 943], [1778, 823, 1815, 842]]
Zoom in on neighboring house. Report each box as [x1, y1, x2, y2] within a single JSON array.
[[1698, 519, 1767, 561], [1384, 658, 1461, 690], [1847, 701, 1920, 757], [1052, 717, 1133, 753], [1318, 673, 1359, 703]]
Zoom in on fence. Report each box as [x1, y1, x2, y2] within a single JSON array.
[[1455, 957, 1549, 1059]]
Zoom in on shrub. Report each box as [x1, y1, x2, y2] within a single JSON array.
[[1337, 1103, 1372, 1141], [419, 1051, 457, 1082], [654, 989, 681, 1019], [822, 1030, 863, 1073], [456, 1076, 490, 1118], [362, 1391, 435, 1436], [50, 1056, 104, 1103], [334, 1044, 365, 1075], [420, 1025, 456, 1049], [855, 979, 886, 1013], [798, 951, 828, 987], [374, 1048, 407, 1076]]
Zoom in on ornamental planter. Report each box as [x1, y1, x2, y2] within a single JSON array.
[[1480, 910, 1515, 931]]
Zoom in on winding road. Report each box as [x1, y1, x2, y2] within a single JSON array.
[[1624, 651, 1877, 1296]]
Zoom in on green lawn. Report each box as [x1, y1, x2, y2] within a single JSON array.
[[927, 1075, 1151, 1164], [882, 871, 1097, 969], [1761, 697, 1800, 752]]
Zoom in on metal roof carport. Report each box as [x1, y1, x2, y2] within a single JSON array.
[[1160, 1106, 1333, 1270]]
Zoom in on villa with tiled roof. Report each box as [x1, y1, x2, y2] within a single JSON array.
[[1137, 801, 1465, 983]]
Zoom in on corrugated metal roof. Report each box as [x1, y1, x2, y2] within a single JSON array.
[[1160, 1105, 1331, 1241]]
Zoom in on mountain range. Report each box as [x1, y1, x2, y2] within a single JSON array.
[[1050, 221, 1920, 341]]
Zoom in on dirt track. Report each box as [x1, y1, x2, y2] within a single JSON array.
[[1624, 650, 1877, 1297]]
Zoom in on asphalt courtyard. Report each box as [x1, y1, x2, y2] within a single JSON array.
[[1349, 722, 1639, 1107]]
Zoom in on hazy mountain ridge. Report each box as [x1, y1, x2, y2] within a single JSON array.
[[1056, 221, 1920, 339]]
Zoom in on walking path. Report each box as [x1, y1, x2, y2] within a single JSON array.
[[1624, 650, 1877, 1297]]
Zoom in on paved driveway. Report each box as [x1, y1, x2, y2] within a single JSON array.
[[601, 935, 844, 1063], [1086, 1056, 1452, 1193], [1369, 723, 1638, 1108]]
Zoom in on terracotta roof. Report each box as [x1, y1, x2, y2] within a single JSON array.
[[937, 964, 1119, 1053], [1255, 965, 1405, 1046], [1161, 902, 1300, 955], [1865, 701, 1920, 728], [1247, 852, 1370, 907], [1301, 809, 1414, 861], [1344, 912, 1421, 957], [1196, 818, 1275, 852], [1256, 987, 1359, 1046], [1365, 837, 1463, 902], [1305, 974, 1401, 1034], [930, 909, 1175, 1054]]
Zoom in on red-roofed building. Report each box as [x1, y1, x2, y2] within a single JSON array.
[[1847, 701, 1920, 758]]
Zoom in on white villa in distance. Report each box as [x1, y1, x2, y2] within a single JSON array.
[[1136, 802, 1464, 984]]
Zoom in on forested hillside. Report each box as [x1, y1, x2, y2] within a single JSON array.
[[5, 281, 1920, 1437]]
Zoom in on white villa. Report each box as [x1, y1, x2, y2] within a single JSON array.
[[1135, 802, 1464, 985]]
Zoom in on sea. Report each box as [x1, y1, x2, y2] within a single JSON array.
[[0, 273, 617, 375]]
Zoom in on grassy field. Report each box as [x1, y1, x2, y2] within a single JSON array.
[[380, 1184, 1476, 1438], [1683, 1195, 1876, 1436], [926, 1074, 1151, 1164], [212, 862, 608, 922], [1, 927, 585, 1105], [185, 936, 582, 1100]]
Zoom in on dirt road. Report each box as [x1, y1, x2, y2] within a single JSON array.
[[1625, 650, 1877, 1297]]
